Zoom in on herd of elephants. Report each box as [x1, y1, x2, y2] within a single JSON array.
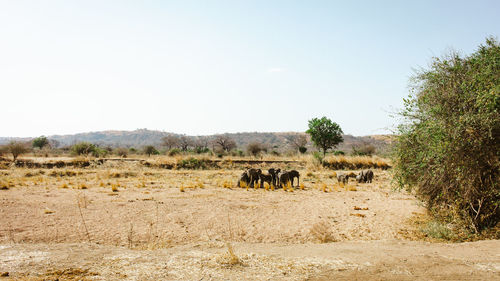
[[237, 168, 375, 189]]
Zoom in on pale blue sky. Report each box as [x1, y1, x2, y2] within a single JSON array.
[[1, 0, 498, 137]]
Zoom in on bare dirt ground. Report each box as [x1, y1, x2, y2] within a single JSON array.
[[0, 160, 499, 280]]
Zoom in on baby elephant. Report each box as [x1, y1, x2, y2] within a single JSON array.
[[356, 169, 374, 183], [337, 173, 349, 185]]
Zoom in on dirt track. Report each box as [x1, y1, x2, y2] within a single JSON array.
[[1, 240, 499, 280]]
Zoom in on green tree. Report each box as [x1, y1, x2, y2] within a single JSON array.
[[32, 136, 49, 149], [306, 117, 344, 157], [144, 145, 159, 157], [393, 37, 500, 232]]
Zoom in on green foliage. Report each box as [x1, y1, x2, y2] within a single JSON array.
[[32, 136, 49, 149], [422, 221, 454, 240], [312, 151, 324, 165], [306, 116, 344, 157], [71, 142, 96, 156], [298, 146, 307, 154], [92, 147, 108, 158], [393, 37, 500, 232], [333, 150, 345, 155], [176, 157, 207, 169], [168, 148, 181, 156], [129, 147, 137, 153], [144, 145, 159, 156]]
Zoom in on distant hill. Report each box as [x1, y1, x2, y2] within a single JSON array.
[[0, 129, 393, 155]]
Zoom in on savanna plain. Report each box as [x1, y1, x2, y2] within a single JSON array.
[[0, 155, 499, 280]]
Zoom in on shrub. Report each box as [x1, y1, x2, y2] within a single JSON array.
[[298, 146, 307, 154], [129, 147, 137, 154], [333, 150, 345, 155], [92, 147, 108, 158], [71, 142, 96, 156], [144, 145, 159, 156], [247, 142, 264, 157], [168, 148, 181, 156], [115, 147, 128, 158], [393, 38, 500, 232], [177, 157, 206, 169], [351, 144, 376, 156]]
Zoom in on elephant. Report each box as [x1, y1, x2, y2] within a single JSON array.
[[278, 170, 291, 188], [237, 171, 250, 187], [364, 169, 374, 183], [337, 173, 349, 185], [356, 170, 374, 183], [268, 168, 281, 187], [259, 173, 273, 188], [246, 168, 262, 188], [288, 170, 300, 187]]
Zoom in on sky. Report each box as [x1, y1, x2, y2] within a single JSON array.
[[0, 0, 498, 137]]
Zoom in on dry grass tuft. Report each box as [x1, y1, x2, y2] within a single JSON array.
[[44, 208, 55, 214], [111, 185, 119, 192], [310, 221, 335, 243], [217, 242, 241, 267]]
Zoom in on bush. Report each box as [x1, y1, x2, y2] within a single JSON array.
[[298, 146, 307, 154], [144, 145, 159, 156], [333, 150, 345, 155], [393, 38, 500, 232], [71, 142, 96, 156], [247, 142, 265, 157], [177, 157, 207, 169], [115, 147, 128, 158], [92, 147, 108, 158], [168, 148, 181, 156], [351, 144, 376, 156], [312, 151, 324, 165]]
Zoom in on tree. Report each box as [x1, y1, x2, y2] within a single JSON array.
[[32, 136, 49, 149], [306, 117, 344, 157], [162, 135, 179, 150], [144, 145, 159, 157], [286, 134, 308, 151], [178, 135, 193, 151], [393, 38, 500, 232], [213, 135, 237, 152], [7, 141, 29, 161]]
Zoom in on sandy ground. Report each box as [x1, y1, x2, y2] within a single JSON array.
[[0, 163, 499, 280], [1, 240, 499, 280]]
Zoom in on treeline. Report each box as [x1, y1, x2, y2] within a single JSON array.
[[0, 133, 385, 160]]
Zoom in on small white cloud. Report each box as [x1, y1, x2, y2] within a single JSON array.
[[267, 67, 286, 73]]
